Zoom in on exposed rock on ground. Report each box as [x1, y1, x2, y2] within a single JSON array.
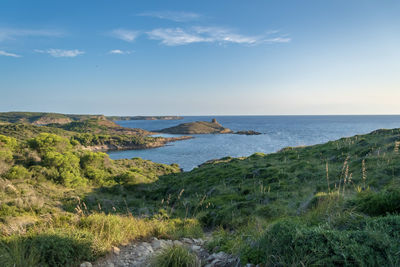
[[92, 237, 240, 267]]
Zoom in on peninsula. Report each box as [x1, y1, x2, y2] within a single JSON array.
[[158, 118, 261, 135]]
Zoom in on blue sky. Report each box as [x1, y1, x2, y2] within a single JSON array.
[[1, 0, 399, 115]]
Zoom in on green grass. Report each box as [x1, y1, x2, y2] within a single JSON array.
[[2, 123, 400, 265], [151, 245, 201, 267]]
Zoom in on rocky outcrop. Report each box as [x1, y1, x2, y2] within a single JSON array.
[[158, 119, 233, 134], [32, 117, 72, 125], [234, 130, 261, 135]]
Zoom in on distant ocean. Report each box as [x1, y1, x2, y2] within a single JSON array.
[[108, 115, 400, 171]]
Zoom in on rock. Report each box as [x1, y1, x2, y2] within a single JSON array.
[[141, 242, 154, 253], [80, 262, 92, 267], [193, 238, 205, 245], [235, 130, 262, 135], [207, 252, 230, 262], [112, 246, 120, 255], [191, 245, 201, 251], [165, 240, 173, 246], [173, 240, 183, 246], [151, 239, 168, 250], [182, 237, 193, 244]]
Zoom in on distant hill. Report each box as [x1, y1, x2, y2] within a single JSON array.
[[0, 112, 105, 125], [158, 118, 233, 134], [107, 116, 183, 121], [0, 112, 183, 125]]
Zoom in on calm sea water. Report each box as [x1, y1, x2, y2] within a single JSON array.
[[108, 116, 400, 171]]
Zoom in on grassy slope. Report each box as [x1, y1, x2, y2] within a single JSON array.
[[0, 131, 201, 267], [1, 125, 400, 266]]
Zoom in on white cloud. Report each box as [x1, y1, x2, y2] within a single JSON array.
[[35, 49, 84, 58], [110, 29, 139, 42], [263, 37, 291, 43], [193, 26, 259, 44], [138, 11, 201, 22], [147, 28, 207, 46], [0, 28, 63, 42], [0, 50, 21, 57], [146, 27, 291, 46], [108, 49, 133, 55]]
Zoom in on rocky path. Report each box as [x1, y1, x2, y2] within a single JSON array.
[[81, 237, 240, 267]]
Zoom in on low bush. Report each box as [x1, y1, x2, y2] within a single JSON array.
[[239, 216, 400, 266], [356, 188, 400, 216]]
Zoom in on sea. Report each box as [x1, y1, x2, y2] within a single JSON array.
[[108, 115, 400, 171]]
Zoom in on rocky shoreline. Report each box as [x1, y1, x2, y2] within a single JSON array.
[[83, 136, 193, 152]]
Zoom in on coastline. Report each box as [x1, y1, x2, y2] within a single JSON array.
[[83, 135, 193, 152]]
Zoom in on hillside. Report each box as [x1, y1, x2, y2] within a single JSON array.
[[0, 118, 192, 153], [0, 127, 400, 266]]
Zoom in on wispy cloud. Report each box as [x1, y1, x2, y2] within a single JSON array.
[[110, 29, 139, 42], [108, 49, 133, 55], [35, 49, 84, 58], [0, 28, 63, 42], [147, 27, 291, 46], [0, 50, 21, 57], [147, 28, 206, 46], [138, 11, 201, 22]]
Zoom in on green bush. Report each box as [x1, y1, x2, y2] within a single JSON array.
[[0, 135, 17, 162], [356, 188, 400, 216], [6, 165, 31, 180], [29, 133, 72, 155], [43, 151, 86, 187], [151, 245, 201, 267]]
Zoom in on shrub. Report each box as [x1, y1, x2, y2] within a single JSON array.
[[356, 188, 400, 216], [6, 165, 31, 180], [151, 245, 201, 267], [29, 133, 72, 155], [43, 152, 86, 187]]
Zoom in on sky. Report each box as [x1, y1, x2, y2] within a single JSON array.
[[0, 0, 400, 116]]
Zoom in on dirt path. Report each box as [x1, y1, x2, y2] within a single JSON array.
[[80, 237, 239, 267]]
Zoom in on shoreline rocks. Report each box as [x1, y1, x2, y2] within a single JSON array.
[[83, 136, 194, 152], [234, 130, 261, 135]]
